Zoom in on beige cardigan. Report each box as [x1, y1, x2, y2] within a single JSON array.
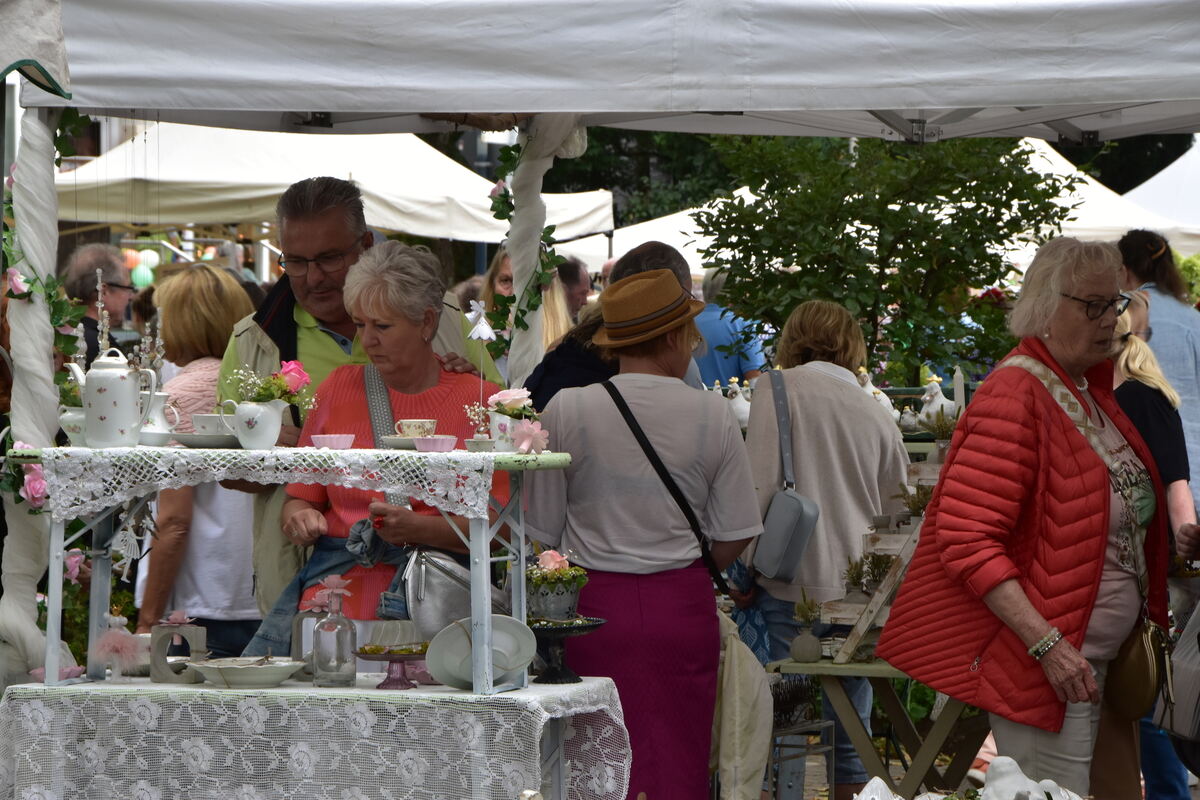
[[744, 362, 909, 603]]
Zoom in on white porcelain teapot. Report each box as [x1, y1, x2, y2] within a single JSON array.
[[66, 348, 157, 448]]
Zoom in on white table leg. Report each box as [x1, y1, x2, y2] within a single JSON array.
[[470, 513, 495, 694], [43, 516, 64, 685], [540, 716, 566, 799]]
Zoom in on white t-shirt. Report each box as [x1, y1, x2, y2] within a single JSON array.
[[525, 372, 762, 574]]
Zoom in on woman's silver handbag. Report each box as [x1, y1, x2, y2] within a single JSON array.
[[752, 370, 820, 582], [403, 549, 510, 641]]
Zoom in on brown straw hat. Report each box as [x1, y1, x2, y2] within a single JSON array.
[[592, 269, 705, 348]]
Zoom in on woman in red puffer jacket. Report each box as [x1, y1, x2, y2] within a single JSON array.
[[877, 238, 1169, 798]]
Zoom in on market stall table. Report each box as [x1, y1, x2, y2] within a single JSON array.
[[0, 675, 630, 799], [13, 446, 571, 694], [768, 658, 989, 799]]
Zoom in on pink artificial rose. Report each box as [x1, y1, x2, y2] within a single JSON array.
[[4, 164, 14, 190], [511, 419, 549, 454], [279, 360, 311, 392], [537, 550, 570, 571], [20, 472, 47, 508], [489, 179, 507, 198], [487, 388, 532, 411], [12, 440, 34, 451], [64, 549, 85, 585], [6, 268, 29, 295], [300, 587, 331, 612]]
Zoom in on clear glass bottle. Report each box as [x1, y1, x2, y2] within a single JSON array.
[[312, 593, 357, 687]]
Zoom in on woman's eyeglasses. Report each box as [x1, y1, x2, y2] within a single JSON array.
[[1060, 292, 1131, 320]]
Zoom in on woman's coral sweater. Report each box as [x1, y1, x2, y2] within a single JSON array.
[[877, 337, 1168, 732]]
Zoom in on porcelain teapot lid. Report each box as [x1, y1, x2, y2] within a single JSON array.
[[90, 347, 130, 369]]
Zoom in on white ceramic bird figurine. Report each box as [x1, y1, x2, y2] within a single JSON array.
[[858, 367, 896, 416], [918, 376, 957, 425], [899, 406, 920, 433], [727, 382, 751, 430]]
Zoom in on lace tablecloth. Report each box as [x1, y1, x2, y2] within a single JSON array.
[[32, 447, 571, 522], [0, 676, 629, 800]]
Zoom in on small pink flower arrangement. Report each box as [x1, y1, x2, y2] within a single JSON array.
[[229, 360, 315, 409], [527, 549, 587, 590], [511, 419, 550, 454], [12, 440, 48, 509], [300, 574, 352, 614], [487, 387, 538, 421]]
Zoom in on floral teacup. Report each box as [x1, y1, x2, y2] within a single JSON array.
[[395, 419, 437, 437]]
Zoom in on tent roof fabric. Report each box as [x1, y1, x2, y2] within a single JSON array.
[[23, 0, 1200, 143], [2, 0, 70, 98], [1124, 137, 1200, 230], [54, 123, 613, 242]]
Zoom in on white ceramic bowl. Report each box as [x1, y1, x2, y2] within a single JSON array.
[[311, 434, 355, 449], [191, 413, 228, 435], [188, 657, 307, 688], [464, 437, 495, 452], [413, 434, 457, 452]]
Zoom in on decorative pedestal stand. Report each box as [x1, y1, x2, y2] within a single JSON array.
[[531, 617, 605, 684], [356, 651, 428, 690]]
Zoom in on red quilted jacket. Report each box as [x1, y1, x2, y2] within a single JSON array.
[[876, 338, 1168, 732]]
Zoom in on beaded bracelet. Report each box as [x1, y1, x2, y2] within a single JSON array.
[[1028, 628, 1064, 660]]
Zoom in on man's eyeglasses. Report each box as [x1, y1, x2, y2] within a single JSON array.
[[104, 282, 136, 292], [277, 243, 359, 277], [1060, 292, 1131, 321]]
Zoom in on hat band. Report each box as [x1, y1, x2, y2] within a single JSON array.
[[602, 291, 690, 341]]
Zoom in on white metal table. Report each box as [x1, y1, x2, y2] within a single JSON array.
[[13, 445, 571, 695]]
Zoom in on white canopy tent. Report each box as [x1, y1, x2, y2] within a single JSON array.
[[8, 0, 1200, 688], [1124, 136, 1200, 231], [22, 0, 1200, 144], [55, 122, 613, 245]]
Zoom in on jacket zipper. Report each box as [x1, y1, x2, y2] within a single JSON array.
[[969, 656, 982, 672]]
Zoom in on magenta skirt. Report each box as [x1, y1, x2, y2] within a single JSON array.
[[567, 560, 719, 799]]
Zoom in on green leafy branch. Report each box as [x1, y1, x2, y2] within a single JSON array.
[[484, 143, 568, 360]]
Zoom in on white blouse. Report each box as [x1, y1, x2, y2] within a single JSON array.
[[525, 373, 762, 574]]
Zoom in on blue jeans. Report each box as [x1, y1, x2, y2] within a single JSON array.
[[1141, 714, 1190, 800], [756, 590, 871, 789]]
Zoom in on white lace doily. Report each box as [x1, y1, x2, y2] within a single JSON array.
[[35, 448, 568, 522], [0, 676, 629, 800]]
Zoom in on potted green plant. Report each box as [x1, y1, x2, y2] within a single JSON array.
[[526, 550, 588, 622], [863, 553, 896, 596], [919, 407, 959, 463], [843, 557, 868, 602], [789, 590, 823, 662], [895, 483, 935, 519]]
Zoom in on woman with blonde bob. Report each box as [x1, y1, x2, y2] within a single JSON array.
[[136, 266, 261, 656], [527, 269, 761, 799], [742, 299, 908, 799], [879, 238, 1170, 797], [482, 245, 573, 353]]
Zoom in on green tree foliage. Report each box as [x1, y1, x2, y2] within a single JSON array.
[[694, 137, 1078, 384], [541, 129, 734, 226]]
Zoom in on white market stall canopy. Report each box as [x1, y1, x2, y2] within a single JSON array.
[[1124, 137, 1200, 231], [54, 123, 613, 243], [22, 0, 1200, 144]]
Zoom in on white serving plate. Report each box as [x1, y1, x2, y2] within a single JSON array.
[[425, 614, 536, 690], [188, 657, 306, 688], [174, 432, 240, 449]]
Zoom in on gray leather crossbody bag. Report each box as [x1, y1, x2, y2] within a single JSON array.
[[752, 369, 820, 582]]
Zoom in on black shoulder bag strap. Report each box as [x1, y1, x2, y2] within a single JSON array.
[[601, 380, 730, 594]]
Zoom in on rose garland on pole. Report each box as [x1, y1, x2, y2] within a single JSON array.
[[484, 144, 567, 361]]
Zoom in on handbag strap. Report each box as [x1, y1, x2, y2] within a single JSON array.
[[601, 380, 730, 594], [767, 369, 796, 489], [364, 364, 407, 506]]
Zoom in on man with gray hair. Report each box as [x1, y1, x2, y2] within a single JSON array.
[[217, 176, 498, 616], [62, 243, 135, 367]]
